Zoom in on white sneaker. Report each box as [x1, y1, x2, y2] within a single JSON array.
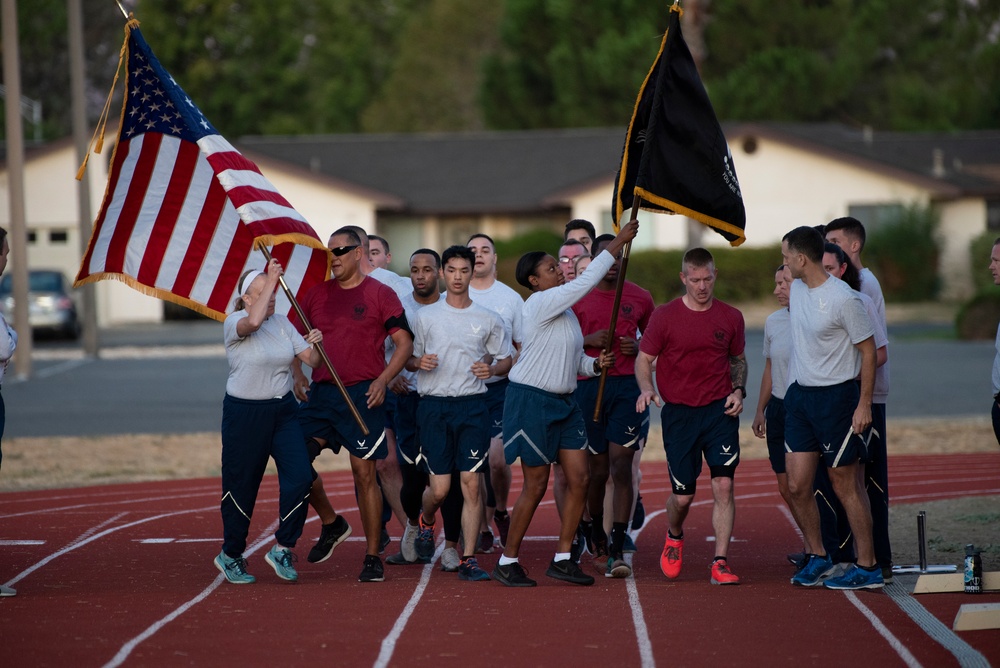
[[440, 547, 460, 572], [401, 520, 418, 563], [0, 585, 17, 597]]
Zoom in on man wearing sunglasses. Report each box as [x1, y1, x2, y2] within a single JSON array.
[[291, 227, 413, 583]]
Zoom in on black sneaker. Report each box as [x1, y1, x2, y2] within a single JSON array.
[[546, 558, 595, 586], [787, 551, 807, 570], [358, 555, 385, 582], [631, 495, 646, 531], [307, 515, 352, 564], [379, 527, 391, 554], [492, 561, 537, 587]]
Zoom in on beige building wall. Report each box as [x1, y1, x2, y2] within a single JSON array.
[[937, 197, 986, 300]]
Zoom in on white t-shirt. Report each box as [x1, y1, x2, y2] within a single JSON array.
[[224, 312, 309, 400], [762, 308, 791, 400], [788, 275, 875, 388], [0, 313, 17, 385], [412, 300, 510, 397], [470, 279, 524, 383], [369, 267, 412, 300]]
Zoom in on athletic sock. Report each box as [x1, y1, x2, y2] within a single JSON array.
[[553, 552, 571, 563], [667, 529, 683, 541], [498, 555, 518, 566], [713, 555, 726, 563], [590, 515, 606, 545], [859, 564, 880, 572], [610, 522, 628, 558], [494, 509, 508, 521]]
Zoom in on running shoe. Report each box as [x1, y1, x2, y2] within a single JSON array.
[[458, 557, 491, 581], [787, 551, 807, 569], [631, 495, 646, 531], [710, 558, 740, 585], [606, 557, 632, 579], [440, 547, 461, 572], [214, 551, 256, 585], [379, 527, 391, 554], [622, 534, 638, 554], [592, 541, 609, 574], [493, 561, 537, 587], [494, 511, 510, 549], [358, 555, 385, 583], [660, 534, 684, 579], [824, 564, 884, 590], [581, 520, 596, 554], [0, 585, 15, 597], [546, 558, 595, 586], [264, 545, 298, 582], [790, 554, 836, 587], [476, 530, 495, 554], [880, 565, 894, 584], [307, 515, 352, 563], [400, 520, 418, 563], [415, 516, 436, 560]]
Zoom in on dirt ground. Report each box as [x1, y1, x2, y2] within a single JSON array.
[[1, 417, 996, 571]]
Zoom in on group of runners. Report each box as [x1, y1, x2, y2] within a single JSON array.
[[217, 214, 898, 591]]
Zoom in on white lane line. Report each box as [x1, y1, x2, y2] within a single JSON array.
[[0, 540, 45, 545], [626, 508, 665, 668], [0, 483, 219, 505], [373, 542, 446, 668], [103, 519, 279, 668], [0, 491, 217, 519], [843, 591, 923, 668]]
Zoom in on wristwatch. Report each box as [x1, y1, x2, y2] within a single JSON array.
[[733, 386, 746, 399]]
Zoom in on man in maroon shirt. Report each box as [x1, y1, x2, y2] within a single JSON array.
[[291, 227, 413, 583], [636, 248, 747, 585]]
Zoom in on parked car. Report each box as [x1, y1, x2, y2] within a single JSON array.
[[0, 269, 80, 339]]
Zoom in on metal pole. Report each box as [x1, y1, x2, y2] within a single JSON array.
[[260, 247, 368, 435], [69, 0, 99, 356], [917, 510, 927, 572], [2, 0, 33, 378]]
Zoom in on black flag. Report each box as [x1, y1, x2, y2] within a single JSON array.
[[612, 3, 746, 246]]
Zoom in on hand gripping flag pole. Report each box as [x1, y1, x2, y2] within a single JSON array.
[[595, 1, 747, 421]]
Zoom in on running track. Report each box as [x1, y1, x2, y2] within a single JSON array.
[[1, 454, 998, 667]]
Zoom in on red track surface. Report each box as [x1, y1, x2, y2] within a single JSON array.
[[1, 453, 998, 667]]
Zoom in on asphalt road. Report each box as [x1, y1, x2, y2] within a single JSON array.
[[3, 320, 995, 439]]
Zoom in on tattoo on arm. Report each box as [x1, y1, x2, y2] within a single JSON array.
[[729, 354, 748, 390]]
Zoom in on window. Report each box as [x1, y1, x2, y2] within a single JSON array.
[[847, 203, 905, 232], [986, 200, 1000, 232], [49, 230, 69, 244], [27, 231, 37, 243]]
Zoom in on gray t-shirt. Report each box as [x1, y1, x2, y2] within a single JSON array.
[[788, 276, 875, 388], [858, 291, 890, 403], [508, 251, 613, 394], [763, 308, 791, 400], [993, 322, 1000, 396], [859, 267, 890, 402], [224, 312, 309, 400], [470, 279, 524, 384], [412, 299, 510, 397], [370, 266, 412, 300]]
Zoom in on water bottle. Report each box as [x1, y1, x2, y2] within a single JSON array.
[[964, 544, 983, 594]]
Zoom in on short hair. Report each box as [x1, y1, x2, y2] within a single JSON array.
[[331, 226, 362, 247], [564, 219, 596, 242], [441, 245, 475, 270], [593, 233, 615, 249], [515, 251, 548, 290], [681, 247, 714, 272], [341, 225, 369, 251], [559, 238, 586, 251], [369, 234, 390, 254], [410, 248, 441, 269], [467, 233, 495, 250], [0, 227, 7, 246], [775, 263, 785, 272], [824, 242, 860, 291], [994, 237, 1000, 247], [825, 216, 867, 251], [783, 226, 824, 263]]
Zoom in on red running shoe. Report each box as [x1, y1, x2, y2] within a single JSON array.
[[660, 533, 683, 579], [710, 558, 740, 585]]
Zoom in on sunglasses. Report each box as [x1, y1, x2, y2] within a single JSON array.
[[330, 244, 360, 257]]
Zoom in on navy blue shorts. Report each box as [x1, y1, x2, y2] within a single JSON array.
[[573, 376, 649, 455], [484, 378, 509, 440], [659, 398, 740, 495], [298, 381, 388, 461], [394, 391, 420, 466], [784, 381, 863, 468], [503, 382, 588, 467], [764, 395, 786, 474], [417, 395, 490, 475], [383, 390, 398, 431]]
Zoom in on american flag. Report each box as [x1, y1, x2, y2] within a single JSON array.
[[75, 20, 330, 321]]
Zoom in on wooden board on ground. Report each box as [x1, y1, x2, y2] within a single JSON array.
[[953, 603, 1000, 631], [913, 571, 1000, 594]]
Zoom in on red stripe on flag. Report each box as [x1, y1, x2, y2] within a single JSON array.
[[205, 223, 255, 313], [226, 184, 293, 210], [79, 139, 135, 279], [104, 133, 163, 274], [171, 180, 230, 300], [136, 140, 201, 287], [205, 150, 263, 176]]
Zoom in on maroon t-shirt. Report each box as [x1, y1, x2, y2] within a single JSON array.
[[639, 297, 745, 407], [291, 276, 406, 386], [572, 280, 654, 377]]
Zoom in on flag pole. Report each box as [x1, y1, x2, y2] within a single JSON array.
[[261, 246, 369, 436], [593, 196, 642, 422]]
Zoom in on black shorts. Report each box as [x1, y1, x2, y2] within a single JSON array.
[[659, 398, 739, 495]]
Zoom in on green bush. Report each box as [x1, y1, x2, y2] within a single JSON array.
[[969, 231, 1000, 293], [955, 288, 1000, 340], [629, 245, 783, 304], [865, 204, 940, 302]]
